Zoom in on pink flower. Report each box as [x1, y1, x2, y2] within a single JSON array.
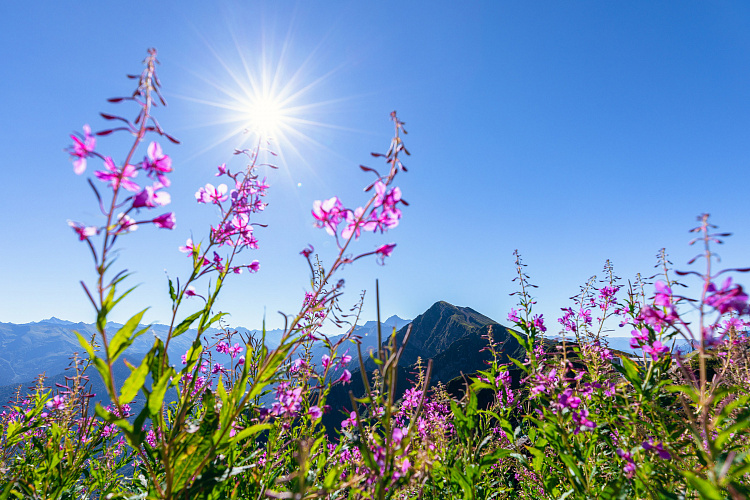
[[228, 343, 243, 358], [321, 354, 332, 369], [116, 213, 138, 233], [68, 221, 97, 240], [95, 157, 140, 192], [312, 197, 345, 236], [68, 125, 96, 175], [185, 286, 197, 297], [195, 183, 228, 204], [706, 278, 749, 315], [46, 395, 66, 411], [342, 207, 378, 240], [143, 142, 172, 186], [643, 340, 669, 360], [248, 260, 260, 273], [375, 243, 396, 264], [341, 411, 357, 429], [308, 406, 323, 420], [216, 341, 229, 354], [337, 369, 352, 384], [152, 212, 176, 229], [179, 238, 195, 254], [132, 182, 170, 208], [216, 163, 228, 176], [300, 245, 314, 258], [654, 281, 673, 307]]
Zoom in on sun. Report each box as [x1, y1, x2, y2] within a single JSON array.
[[240, 94, 289, 139]]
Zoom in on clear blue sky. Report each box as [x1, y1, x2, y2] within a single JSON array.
[[1, 1, 749, 332]]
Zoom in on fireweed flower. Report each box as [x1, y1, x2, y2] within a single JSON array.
[[643, 438, 672, 460], [706, 277, 749, 315], [375, 243, 396, 264], [132, 182, 170, 208], [68, 221, 98, 240], [307, 406, 323, 420], [95, 157, 140, 192], [341, 411, 357, 429], [116, 213, 138, 233], [142, 141, 172, 186], [643, 340, 669, 360], [654, 280, 673, 307], [179, 238, 195, 254], [337, 369, 352, 384], [312, 197, 345, 236], [68, 124, 96, 175], [152, 212, 176, 229], [45, 395, 66, 411]]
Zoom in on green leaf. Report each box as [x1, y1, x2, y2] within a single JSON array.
[[76, 332, 96, 358], [682, 471, 724, 500], [120, 355, 150, 404], [168, 277, 177, 303], [108, 309, 149, 362], [148, 372, 172, 415], [231, 423, 272, 443], [173, 311, 204, 338]]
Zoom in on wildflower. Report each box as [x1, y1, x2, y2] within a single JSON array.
[[152, 212, 176, 229], [68, 124, 96, 174], [132, 182, 170, 208], [45, 395, 66, 411], [95, 157, 140, 192], [312, 197, 345, 236], [337, 369, 352, 384], [143, 142, 172, 186], [643, 340, 669, 360], [341, 411, 357, 429], [375, 243, 396, 264], [68, 221, 97, 240], [654, 281, 673, 307], [321, 354, 332, 370], [216, 341, 229, 354], [308, 406, 323, 420], [300, 244, 314, 258], [642, 439, 672, 460], [179, 238, 195, 254], [116, 213, 137, 233], [195, 183, 228, 204], [228, 343, 243, 358], [508, 308, 520, 323], [706, 277, 749, 315]]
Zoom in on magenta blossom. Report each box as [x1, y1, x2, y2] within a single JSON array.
[[195, 183, 228, 204], [341, 411, 357, 429], [152, 212, 176, 229], [179, 238, 195, 254], [337, 369, 352, 384], [132, 182, 170, 208], [95, 157, 140, 192], [643, 340, 669, 360], [46, 395, 66, 411], [312, 197, 345, 236], [143, 142, 172, 186], [375, 243, 396, 264], [308, 406, 323, 420], [68, 221, 97, 240], [68, 125, 96, 175]]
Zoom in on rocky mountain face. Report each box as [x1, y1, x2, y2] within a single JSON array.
[[322, 301, 522, 432]]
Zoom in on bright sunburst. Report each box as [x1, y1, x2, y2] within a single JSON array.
[[174, 20, 356, 174]]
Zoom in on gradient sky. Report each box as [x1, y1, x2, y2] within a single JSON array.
[[1, 1, 748, 333]]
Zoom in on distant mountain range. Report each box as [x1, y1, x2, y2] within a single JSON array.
[[0, 305, 693, 421], [0, 315, 409, 406]]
